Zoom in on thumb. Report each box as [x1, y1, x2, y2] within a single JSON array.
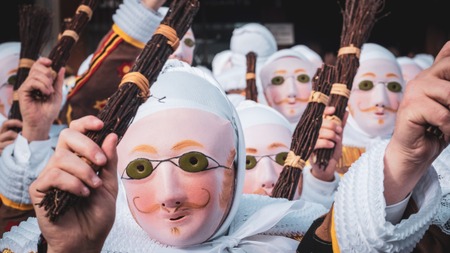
[[100, 133, 119, 196], [433, 41, 450, 63]]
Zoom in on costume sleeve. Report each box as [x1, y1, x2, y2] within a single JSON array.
[[0, 134, 54, 206], [332, 139, 442, 253], [300, 166, 340, 209], [0, 133, 54, 234], [112, 0, 165, 45], [0, 217, 40, 253]]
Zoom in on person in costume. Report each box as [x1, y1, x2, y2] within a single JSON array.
[[0, 60, 328, 252], [58, 0, 167, 125], [297, 40, 450, 253], [259, 48, 316, 128], [213, 22, 278, 107], [236, 100, 340, 209], [337, 42, 406, 175]]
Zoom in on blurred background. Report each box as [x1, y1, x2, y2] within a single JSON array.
[[1, 0, 449, 76]]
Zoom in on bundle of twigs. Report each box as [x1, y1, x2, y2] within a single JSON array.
[[38, 0, 200, 222], [245, 51, 258, 102], [8, 4, 51, 129], [314, 0, 386, 170], [272, 64, 336, 200], [31, 0, 99, 100]]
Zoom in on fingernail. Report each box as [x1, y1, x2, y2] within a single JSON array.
[[95, 152, 106, 164], [81, 186, 90, 196], [91, 176, 102, 187]]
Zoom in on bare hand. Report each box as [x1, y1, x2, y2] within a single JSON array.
[[29, 116, 118, 252], [0, 119, 22, 154], [309, 106, 348, 181], [384, 41, 450, 205], [18, 57, 65, 142]]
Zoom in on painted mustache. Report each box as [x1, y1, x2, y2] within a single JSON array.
[[252, 187, 271, 196], [132, 189, 211, 214], [359, 105, 397, 113], [274, 97, 309, 105]]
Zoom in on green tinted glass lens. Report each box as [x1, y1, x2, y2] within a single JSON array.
[[126, 158, 153, 179], [184, 38, 195, 47], [179, 151, 208, 172], [7, 75, 17, 86], [275, 152, 288, 166], [358, 80, 374, 90], [296, 74, 310, 83], [245, 155, 257, 170], [271, 76, 284, 85], [386, 81, 402, 92]]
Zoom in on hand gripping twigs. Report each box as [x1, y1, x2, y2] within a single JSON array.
[[8, 4, 52, 127], [245, 52, 258, 102], [31, 0, 99, 101], [38, 0, 200, 223], [314, 0, 386, 170], [272, 64, 336, 200]]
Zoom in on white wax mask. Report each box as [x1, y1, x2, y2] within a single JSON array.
[[348, 58, 405, 137], [117, 108, 236, 247], [243, 124, 291, 196], [0, 42, 20, 118], [169, 28, 195, 65], [261, 56, 314, 124]]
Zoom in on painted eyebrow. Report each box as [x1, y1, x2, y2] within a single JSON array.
[[246, 148, 258, 154], [172, 140, 204, 151], [131, 144, 157, 154], [268, 142, 289, 150], [294, 69, 307, 74], [386, 73, 400, 78], [274, 70, 287, 75], [361, 72, 376, 78]]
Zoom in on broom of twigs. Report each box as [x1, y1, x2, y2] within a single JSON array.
[[37, 0, 200, 223], [272, 64, 336, 200], [314, 0, 386, 170], [245, 51, 258, 102], [8, 4, 52, 130], [31, 0, 99, 101]]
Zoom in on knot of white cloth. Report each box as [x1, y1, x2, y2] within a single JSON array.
[[214, 235, 244, 252]]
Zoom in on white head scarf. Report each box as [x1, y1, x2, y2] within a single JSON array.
[[291, 44, 323, 72], [236, 99, 292, 132], [413, 53, 434, 70], [229, 22, 277, 66]]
